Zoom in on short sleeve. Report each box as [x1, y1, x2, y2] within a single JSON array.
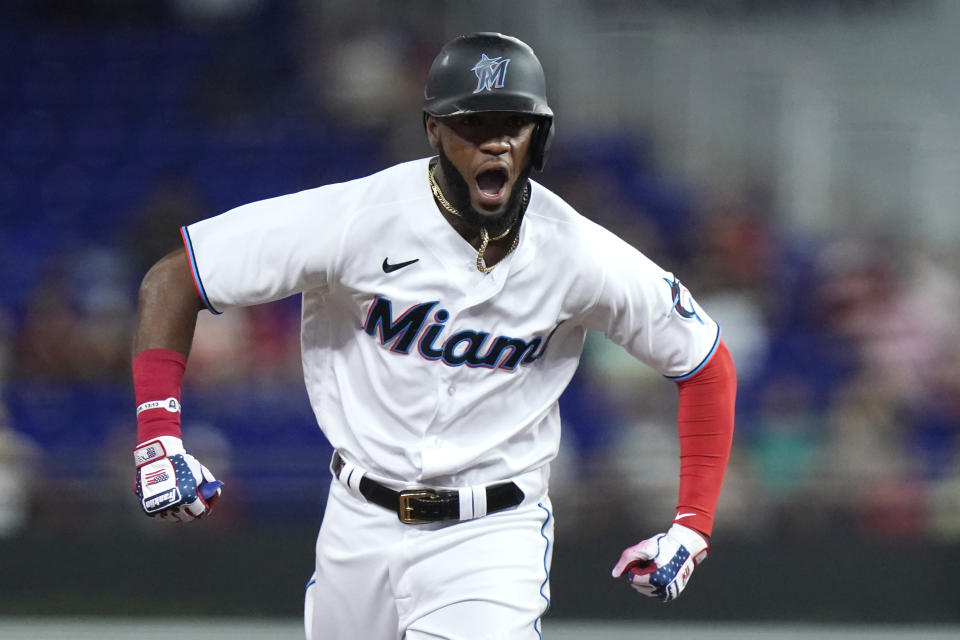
[[582, 230, 720, 379], [181, 184, 352, 312]]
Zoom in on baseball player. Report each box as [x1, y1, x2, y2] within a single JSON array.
[[131, 32, 736, 639]]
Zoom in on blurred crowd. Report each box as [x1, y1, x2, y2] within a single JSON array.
[[1, 1, 958, 543]]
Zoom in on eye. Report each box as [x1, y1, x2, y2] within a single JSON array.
[[504, 114, 534, 133]]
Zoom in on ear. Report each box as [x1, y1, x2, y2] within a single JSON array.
[[425, 115, 441, 150]]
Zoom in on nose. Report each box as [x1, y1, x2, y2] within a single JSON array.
[[477, 132, 510, 155]]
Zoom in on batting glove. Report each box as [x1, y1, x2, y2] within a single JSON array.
[[611, 523, 709, 602], [134, 435, 223, 522]]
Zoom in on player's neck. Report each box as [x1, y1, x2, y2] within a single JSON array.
[[429, 161, 527, 270]]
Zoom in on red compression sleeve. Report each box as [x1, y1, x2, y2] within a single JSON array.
[[132, 349, 187, 443], [673, 340, 736, 538]]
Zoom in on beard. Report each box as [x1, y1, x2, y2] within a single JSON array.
[[437, 147, 532, 238]]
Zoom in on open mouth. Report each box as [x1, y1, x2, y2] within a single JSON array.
[[476, 168, 508, 204]]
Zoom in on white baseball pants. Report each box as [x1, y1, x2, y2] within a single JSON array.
[[304, 478, 554, 640]]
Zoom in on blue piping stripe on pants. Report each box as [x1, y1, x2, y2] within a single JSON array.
[[534, 502, 552, 639]]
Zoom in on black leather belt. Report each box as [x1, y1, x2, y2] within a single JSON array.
[[331, 452, 525, 524]]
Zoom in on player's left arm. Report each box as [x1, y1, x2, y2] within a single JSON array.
[[612, 340, 736, 601]]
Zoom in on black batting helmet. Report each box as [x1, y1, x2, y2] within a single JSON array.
[[423, 32, 554, 170]]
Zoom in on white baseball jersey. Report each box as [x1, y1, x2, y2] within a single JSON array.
[[182, 157, 719, 488]]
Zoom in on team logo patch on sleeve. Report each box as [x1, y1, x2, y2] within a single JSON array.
[[663, 276, 705, 324]]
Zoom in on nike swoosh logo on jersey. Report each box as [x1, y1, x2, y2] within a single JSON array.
[[382, 257, 420, 273], [675, 513, 697, 520]]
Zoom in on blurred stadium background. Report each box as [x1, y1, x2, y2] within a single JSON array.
[[1, 0, 959, 635]]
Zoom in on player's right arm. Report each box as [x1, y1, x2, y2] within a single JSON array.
[[132, 181, 354, 520], [134, 248, 204, 355], [131, 248, 223, 522]]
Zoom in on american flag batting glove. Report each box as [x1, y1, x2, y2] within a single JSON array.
[[134, 436, 223, 522], [611, 523, 709, 602]]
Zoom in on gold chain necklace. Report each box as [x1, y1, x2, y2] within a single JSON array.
[[428, 164, 525, 273]]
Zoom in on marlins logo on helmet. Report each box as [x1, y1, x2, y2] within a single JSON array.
[[472, 53, 510, 93]]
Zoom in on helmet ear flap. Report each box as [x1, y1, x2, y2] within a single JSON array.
[[531, 118, 554, 171]]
